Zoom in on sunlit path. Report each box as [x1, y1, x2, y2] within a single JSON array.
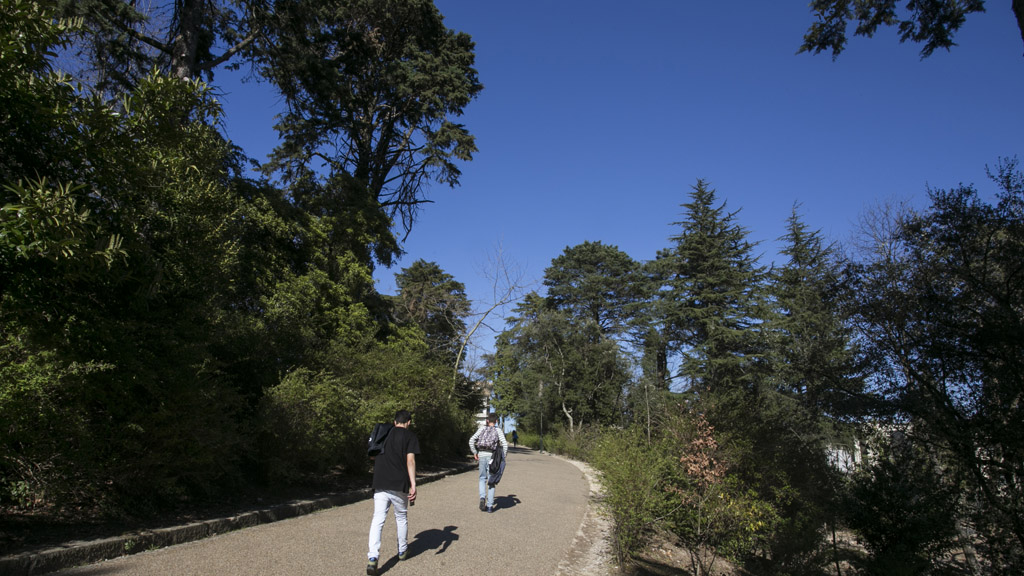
[[53, 448, 590, 576]]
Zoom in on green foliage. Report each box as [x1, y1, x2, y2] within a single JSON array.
[[851, 160, 1024, 568], [512, 430, 541, 449], [522, 424, 602, 462], [590, 425, 674, 563], [0, 0, 480, 518], [258, 368, 362, 480], [801, 0, 989, 59], [391, 259, 470, 365], [257, 298, 474, 481], [54, 0, 258, 91], [769, 205, 863, 418], [0, 1, 80, 186], [319, 330, 471, 465], [661, 411, 779, 575], [490, 294, 629, 435], [544, 241, 640, 337], [588, 413, 780, 573], [735, 206, 866, 574], [258, 0, 483, 267], [841, 432, 961, 575], [655, 179, 768, 395], [1, 178, 124, 270], [0, 324, 107, 508]]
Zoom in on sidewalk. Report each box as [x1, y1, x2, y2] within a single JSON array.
[[1, 448, 614, 576]]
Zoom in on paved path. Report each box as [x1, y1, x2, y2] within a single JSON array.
[[51, 448, 594, 576]]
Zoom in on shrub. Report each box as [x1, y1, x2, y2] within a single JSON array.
[[842, 434, 961, 575], [590, 425, 673, 562]]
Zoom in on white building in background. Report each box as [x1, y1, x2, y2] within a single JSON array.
[[474, 380, 493, 429], [827, 439, 863, 474]]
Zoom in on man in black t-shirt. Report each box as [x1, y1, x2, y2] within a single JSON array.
[[366, 409, 420, 576]]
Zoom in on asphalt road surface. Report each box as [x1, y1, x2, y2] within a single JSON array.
[[53, 447, 592, 576]]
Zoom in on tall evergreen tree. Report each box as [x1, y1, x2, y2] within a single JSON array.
[[657, 179, 767, 396], [771, 205, 863, 417], [750, 206, 866, 572]]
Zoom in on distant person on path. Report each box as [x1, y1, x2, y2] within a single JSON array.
[[469, 413, 508, 513], [367, 410, 420, 576], [511, 429, 519, 448]]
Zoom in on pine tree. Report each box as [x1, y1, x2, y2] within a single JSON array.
[[756, 206, 866, 571], [658, 179, 767, 396], [770, 205, 863, 418]]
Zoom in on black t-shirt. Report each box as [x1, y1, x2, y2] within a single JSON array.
[[372, 426, 421, 492]]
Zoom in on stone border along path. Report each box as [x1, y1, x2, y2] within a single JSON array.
[[0, 451, 619, 576]]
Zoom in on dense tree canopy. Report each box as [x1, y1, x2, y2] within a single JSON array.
[[769, 206, 864, 418], [850, 159, 1024, 570], [0, 0, 479, 515], [257, 0, 483, 268], [543, 241, 640, 338], [801, 0, 1024, 59], [391, 259, 470, 365], [489, 292, 629, 435], [54, 0, 260, 92]]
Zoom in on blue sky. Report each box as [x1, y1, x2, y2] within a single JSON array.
[[216, 2, 1024, 358]]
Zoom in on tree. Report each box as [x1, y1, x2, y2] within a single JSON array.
[[0, 0, 480, 516], [452, 242, 529, 400], [770, 205, 863, 418], [257, 0, 482, 268], [656, 179, 767, 396], [851, 159, 1024, 571], [665, 412, 778, 576], [842, 429, 962, 575], [1, 0, 253, 506], [543, 241, 640, 338], [391, 259, 469, 364], [489, 293, 628, 435], [750, 207, 867, 573], [55, 0, 260, 92], [624, 258, 673, 435], [800, 0, 1024, 59]]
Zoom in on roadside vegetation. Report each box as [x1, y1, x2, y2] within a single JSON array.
[[3, 2, 1022, 575], [1, 0, 482, 533], [493, 176, 1024, 574]]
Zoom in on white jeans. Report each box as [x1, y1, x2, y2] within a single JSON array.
[[368, 489, 409, 560]]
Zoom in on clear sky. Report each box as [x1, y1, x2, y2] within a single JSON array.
[[216, 1, 1024, 358]]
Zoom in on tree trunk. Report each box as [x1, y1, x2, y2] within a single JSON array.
[[561, 402, 574, 435], [170, 0, 205, 78]]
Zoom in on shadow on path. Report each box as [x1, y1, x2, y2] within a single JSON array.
[[411, 525, 459, 556], [493, 494, 521, 511], [377, 526, 459, 574]]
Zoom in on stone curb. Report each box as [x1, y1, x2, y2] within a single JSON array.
[[0, 464, 476, 576]]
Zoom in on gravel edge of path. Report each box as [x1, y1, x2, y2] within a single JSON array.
[[550, 453, 620, 576]]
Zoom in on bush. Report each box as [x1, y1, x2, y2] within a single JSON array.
[[842, 434, 961, 575], [515, 425, 601, 461], [513, 430, 541, 449], [590, 425, 673, 562]]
